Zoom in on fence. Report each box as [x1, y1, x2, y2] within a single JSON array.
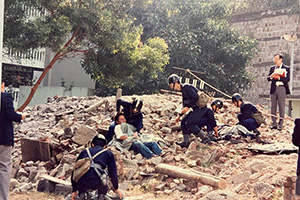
[[4, 87, 19, 108]]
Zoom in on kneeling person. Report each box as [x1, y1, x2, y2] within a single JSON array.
[[71, 134, 123, 200], [114, 112, 162, 159], [196, 99, 223, 142], [231, 93, 263, 143]]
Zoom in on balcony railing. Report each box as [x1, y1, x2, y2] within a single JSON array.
[[3, 47, 46, 69]]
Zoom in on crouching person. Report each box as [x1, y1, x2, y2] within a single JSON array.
[[113, 112, 162, 159], [71, 134, 123, 200], [231, 93, 263, 143]]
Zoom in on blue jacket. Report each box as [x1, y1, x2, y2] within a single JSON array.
[[71, 146, 119, 193], [0, 92, 22, 146], [116, 99, 143, 131], [106, 122, 116, 143], [240, 102, 258, 121], [181, 84, 199, 108]]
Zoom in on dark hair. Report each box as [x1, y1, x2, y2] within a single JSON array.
[[274, 53, 283, 60], [114, 112, 125, 122]]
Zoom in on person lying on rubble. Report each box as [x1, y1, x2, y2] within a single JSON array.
[[194, 99, 224, 144], [109, 112, 162, 159], [231, 93, 264, 143], [168, 74, 212, 148], [71, 134, 123, 200], [217, 124, 257, 142], [106, 98, 143, 143]]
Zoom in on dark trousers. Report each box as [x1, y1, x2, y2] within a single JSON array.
[[296, 149, 300, 195], [181, 107, 207, 135], [271, 86, 286, 128], [196, 118, 213, 132], [237, 114, 259, 131]]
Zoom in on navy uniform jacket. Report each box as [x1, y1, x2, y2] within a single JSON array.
[[267, 64, 290, 94], [0, 92, 22, 146], [71, 146, 119, 192], [202, 108, 217, 128], [240, 102, 258, 121], [116, 99, 143, 132], [181, 84, 199, 108]]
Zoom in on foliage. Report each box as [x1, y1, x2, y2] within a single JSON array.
[[130, 0, 258, 96], [4, 0, 170, 97]]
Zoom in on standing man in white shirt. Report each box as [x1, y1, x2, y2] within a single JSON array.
[[267, 54, 290, 131]]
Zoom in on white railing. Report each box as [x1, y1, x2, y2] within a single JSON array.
[[4, 87, 19, 109], [3, 47, 46, 69]]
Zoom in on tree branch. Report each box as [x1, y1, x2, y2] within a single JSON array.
[[17, 26, 81, 112]]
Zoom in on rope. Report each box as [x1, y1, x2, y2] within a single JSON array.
[[185, 69, 287, 120], [186, 69, 232, 99]]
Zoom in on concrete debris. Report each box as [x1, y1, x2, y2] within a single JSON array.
[[11, 93, 296, 199]]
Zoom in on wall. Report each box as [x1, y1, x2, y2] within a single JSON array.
[[18, 86, 94, 107], [229, 9, 300, 105], [43, 51, 95, 90]]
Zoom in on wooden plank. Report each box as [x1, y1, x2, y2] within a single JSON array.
[[21, 138, 52, 162], [155, 163, 227, 189], [160, 89, 182, 96], [39, 174, 71, 186]]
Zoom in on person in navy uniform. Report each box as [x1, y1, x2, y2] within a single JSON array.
[[71, 134, 123, 200], [231, 93, 263, 143], [168, 74, 213, 148], [106, 98, 143, 144], [292, 118, 300, 195], [0, 81, 26, 200], [267, 53, 290, 131], [117, 98, 143, 132], [195, 99, 223, 142]]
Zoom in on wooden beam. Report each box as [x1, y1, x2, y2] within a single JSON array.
[[39, 174, 71, 186], [155, 163, 227, 189]]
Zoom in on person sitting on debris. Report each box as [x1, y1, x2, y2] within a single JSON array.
[[195, 99, 223, 143], [292, 118, 300, 195], [106, 98, 143, 143], [117, 98, 143, 131], [71, 134, 123, 200], [168, 74, 211, 148], [231, 93, 264, 143], [111, 112, 162, 159]]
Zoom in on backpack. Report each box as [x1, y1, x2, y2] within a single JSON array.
[[72, 148, 107, 182], [196, 91, 209, 108], [252, 111, 265, 126]]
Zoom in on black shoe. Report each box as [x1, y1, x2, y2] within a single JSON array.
[[209, 135, 218, 142], [175, 141, 190, 148], [253, 129, 260, 135], [278, 127, 282, 131], [270, 125, 277, 129], [201, 137, 212, 144]]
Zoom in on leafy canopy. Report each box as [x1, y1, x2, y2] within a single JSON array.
[[4, 0, 170, 96], [130, 0, 258, 96]]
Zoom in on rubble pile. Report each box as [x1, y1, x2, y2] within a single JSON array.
[[10, 93, 298, 199]]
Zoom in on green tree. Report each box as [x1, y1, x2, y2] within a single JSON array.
[[130, 0, 258, 96], [4, 0, 169, 110]]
